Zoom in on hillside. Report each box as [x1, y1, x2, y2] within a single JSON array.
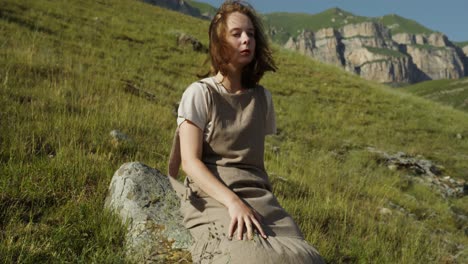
[[1, 0, 468, 263], [403, 78, 468, 112]]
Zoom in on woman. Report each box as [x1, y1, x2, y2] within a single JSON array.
[[168, 1, 324, 263]]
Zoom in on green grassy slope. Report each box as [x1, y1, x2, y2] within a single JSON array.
[[1, 0, 468, 263], [455, 41, 468, 48], [402, 78, 468, 112]]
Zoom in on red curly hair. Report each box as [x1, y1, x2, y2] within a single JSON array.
[[208, 1, 277, 88]]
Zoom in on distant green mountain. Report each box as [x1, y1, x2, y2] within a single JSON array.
[[264, 8, 368, 44], [403, 78, 468, 112], [378, 14, 434, 35], [263, 8, 437, 44]]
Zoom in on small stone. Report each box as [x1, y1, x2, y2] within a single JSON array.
[[177, 33, 206, 52], [456, 133, 463, 139], [388, 164, 398, 171], [272, 146, 280, 154], [443, 176, 451, 180], [110, 129, 128, 139], [379, 207, 392, 216]]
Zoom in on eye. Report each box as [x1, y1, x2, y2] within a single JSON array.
[[247, 32, 255, 37]]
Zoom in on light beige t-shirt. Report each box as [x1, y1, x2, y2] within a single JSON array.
[[177, 77, 276, 139]]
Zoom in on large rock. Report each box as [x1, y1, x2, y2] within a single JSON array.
[[105, 162, 192, 263], [392, 33, 452, 48], [284, 30, 315, 57], [314, 28, 345, 67], [426, 33, 451, 47], [340, 22, 397, 51], [406, 45, 465, 80], [368, 147, 467, 198], [346, 48, 414, 84], [463, 46, 468, 75], [392, 33, 416, 45], [285, 29, 344, 67], [463, 46, 468, 57]]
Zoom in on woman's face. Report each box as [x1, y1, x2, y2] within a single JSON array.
[[224, 12, 256, 70]]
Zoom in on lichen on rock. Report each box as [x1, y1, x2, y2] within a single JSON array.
[[105, 162, 193, 263]]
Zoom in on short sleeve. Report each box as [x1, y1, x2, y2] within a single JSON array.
[[177, 82, 210, 131], [264, 89, 277, 135]]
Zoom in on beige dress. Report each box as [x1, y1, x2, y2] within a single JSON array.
[[169, 78, 324, 263]]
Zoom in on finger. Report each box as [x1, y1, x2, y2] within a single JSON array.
[[228, 218, 237, 240], [237, 217, 244, 240], [251, 216, 267, 239], [245, 218, 253, 240], [253, 210, 263, 223]]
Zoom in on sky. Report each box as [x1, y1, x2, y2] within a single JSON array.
[[196, 0, 468, 42]]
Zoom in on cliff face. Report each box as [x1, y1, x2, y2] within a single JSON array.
[[345, 48, 415, 83], [463, 46, 468, 57], [462, 45, 468, 76], [284, 22, 467, 84], [392, 32, 465, 80], [285, 28, 345, 67]]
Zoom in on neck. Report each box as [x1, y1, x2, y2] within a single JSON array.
[[215, 70, 243, 94]]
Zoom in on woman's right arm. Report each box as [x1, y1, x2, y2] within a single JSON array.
[[179, 120, 267, 240]]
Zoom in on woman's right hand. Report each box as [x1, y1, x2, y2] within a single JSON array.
[[226, 198, 267, 240]]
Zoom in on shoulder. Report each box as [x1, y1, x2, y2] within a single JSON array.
[[181, 78, 214, 101], [184, 77, 224, 94], [256, 85, 273, 102], [184, 78, 210, 94]]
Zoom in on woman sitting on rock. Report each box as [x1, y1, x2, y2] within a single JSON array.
[[169, 1, 324, 263]]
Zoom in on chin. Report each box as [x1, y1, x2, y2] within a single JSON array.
[[240, 58, 254, 67]]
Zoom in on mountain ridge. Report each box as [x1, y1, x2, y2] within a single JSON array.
[[149, 1, 468, 84]]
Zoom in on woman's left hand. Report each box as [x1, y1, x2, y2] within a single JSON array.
[[226, 198, 267, 240]]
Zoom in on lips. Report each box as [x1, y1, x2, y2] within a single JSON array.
[[240, 49, 251, 55]]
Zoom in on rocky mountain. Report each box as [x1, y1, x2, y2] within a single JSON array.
[[285, 21, 468, 84], [143, 2, 468, 85]]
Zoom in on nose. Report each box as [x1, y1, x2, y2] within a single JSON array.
[[241, 32, 250, 44]]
